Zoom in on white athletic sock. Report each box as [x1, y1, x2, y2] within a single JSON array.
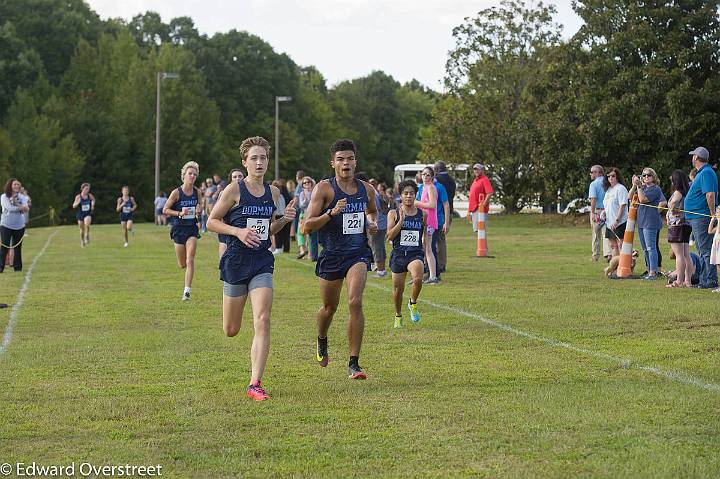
[[183, 286, 191, 295]]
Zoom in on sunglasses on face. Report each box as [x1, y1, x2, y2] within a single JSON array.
[[607, 174, 616, 178], [303, 181, 312, 185], [641, 174, 652, 177]]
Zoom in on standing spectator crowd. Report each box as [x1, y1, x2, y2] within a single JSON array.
[[587, 146, 720, 290]]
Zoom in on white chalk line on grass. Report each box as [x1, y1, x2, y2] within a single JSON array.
[[0, 230, 58, 358], [280, 255, 720, 394]]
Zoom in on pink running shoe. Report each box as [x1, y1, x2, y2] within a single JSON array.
[[247, 382, 270, 401]]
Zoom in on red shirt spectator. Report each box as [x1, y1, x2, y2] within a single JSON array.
[[469, 164, 494, 214]]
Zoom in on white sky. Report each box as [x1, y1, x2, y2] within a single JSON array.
[[85, 0, 583, 91]]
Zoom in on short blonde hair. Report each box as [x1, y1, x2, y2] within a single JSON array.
[[301, 176, 316, 188], [181, 161, 199, 182], [238, 136, 270, 161], [642, 167, 659, 185]]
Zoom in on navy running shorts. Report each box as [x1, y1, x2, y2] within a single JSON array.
[[220, 248, 275, 286], [170, 224, 200, 245], [315, 250, 371, 281], [389, 250, 425, 274]]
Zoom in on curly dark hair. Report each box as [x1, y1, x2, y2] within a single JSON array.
[[398, 179, 418, 195], [330, 139, 356, 157]]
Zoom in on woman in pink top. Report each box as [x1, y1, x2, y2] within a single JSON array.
[[415, 167, 439, 284]]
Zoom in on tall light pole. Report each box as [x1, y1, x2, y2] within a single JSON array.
[[155, 72, 179, 199], [274, 96, 292, 180]]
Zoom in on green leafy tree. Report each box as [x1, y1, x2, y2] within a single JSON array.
[[282, 66, 345, 179], [0, 0, 102, 84], [192, 30, 299, 141], [5, 89, 83, 217], [331, 71, 434, 182], [0, 21, 44, 117], [128, 11, 170, 49], [525, 42, 588, 206], [572, 0, 720, 182], [0, 127, 13, 180], [169, 16, 200, 46], [56, 31, 225, 221], [153, 44, 225, 193], [425, 0, 562, 212]]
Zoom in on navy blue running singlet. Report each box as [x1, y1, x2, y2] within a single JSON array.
[[319, 177, 369, 256], [121, 198, 132, 213], [171, 187, 199, 226], [223, 180, 276, 251], [77, 196, 92, 218], [391, 208, 424, 253]]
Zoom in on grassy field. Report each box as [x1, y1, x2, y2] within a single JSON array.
[[1, 216, 719, 478]]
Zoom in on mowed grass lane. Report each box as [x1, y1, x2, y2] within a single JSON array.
[[1, 217, 719, 478]]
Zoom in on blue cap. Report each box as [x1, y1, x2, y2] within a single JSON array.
[[689, 146, 709, 161]]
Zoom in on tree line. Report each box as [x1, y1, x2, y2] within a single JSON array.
[[0, 0, 435, 223], [422, 0, 720, 212], [2, 0, 718, 222]]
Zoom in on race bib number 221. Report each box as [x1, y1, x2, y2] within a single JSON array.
[[343, 213, 364, 235]]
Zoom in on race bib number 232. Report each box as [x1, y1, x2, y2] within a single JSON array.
[[247, 218, 270, 240]]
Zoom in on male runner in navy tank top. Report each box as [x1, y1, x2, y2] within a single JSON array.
[[387, 180, 427, 328], [72, 183, 95, 248], [116, 186, 137, 248], [208, 136, 297, 401], [163, 161, 203, 301], [303, 139, 378, 380]]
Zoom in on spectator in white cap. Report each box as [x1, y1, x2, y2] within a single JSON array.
[[684, 146, 718, 288], [468, 163, 494, 234]]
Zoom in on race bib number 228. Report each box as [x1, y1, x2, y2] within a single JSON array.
[[400, 230, 420, 246]]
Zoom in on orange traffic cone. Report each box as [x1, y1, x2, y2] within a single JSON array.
[[476, 211, 488, 257], [617, 194, 638, 278]]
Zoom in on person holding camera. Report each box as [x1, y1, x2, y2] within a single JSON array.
[[629, 168, 666, 280], [1, 178, 30, 272]]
